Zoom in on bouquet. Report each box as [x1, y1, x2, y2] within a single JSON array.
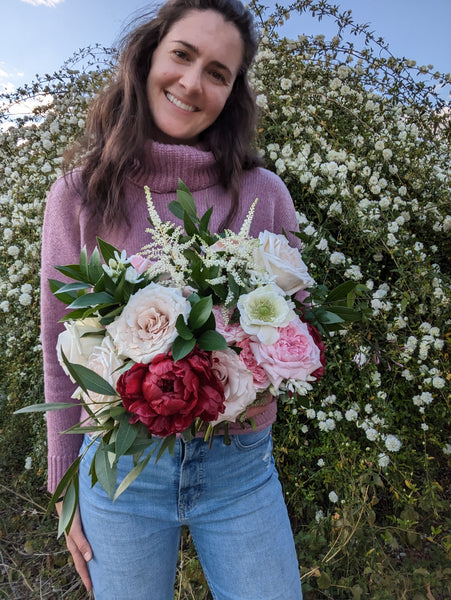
[[17, 180, 365, 536]]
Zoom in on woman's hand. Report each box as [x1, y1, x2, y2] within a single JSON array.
[[56, 502, 93, 592]]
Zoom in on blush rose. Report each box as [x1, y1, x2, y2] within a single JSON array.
[[107, 282, 190, 364]]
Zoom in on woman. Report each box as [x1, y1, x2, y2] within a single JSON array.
[[41, 0, 304, 598]]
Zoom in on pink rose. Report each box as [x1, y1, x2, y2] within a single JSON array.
[[236, 336, 270, 390], [129, 255, 153, 275], [250, 317, 323, 391], [210, 348, 256, 424], [212, 306, 244, 345]]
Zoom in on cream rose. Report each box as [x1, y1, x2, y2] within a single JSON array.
[[82, 335, 123, 423], [210, 348, 256, 425], [107, 283, 191, 363], [56, 317, 104, 381], [252, 231, 315, 295]]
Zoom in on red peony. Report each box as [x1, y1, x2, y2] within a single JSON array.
[[307, 323, 326, 380], [116, 348, 225, 437]]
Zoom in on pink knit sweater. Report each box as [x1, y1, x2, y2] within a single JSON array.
[[41, 141, 301, 493]]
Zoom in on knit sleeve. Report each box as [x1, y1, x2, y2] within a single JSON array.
[[41, 174, 84, 493]]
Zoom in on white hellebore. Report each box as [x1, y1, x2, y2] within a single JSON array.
[[237, 283, 296, 345], [107, 282, 191, 364], [252, 231, 315, 295], [56, 317, 104, 382]]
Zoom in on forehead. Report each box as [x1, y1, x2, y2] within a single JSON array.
[[161, 9, 244, 73]]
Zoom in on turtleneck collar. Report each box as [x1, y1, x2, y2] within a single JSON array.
[[128, 139, 221, 194]]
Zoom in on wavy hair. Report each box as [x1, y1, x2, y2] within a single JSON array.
[[66, 0, 260, 228]]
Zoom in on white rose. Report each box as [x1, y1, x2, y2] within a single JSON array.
[[210, 348, 256, 425], [56, 317, 104, 381], [107, 283, 190, 364], [82, 335, 123, 424], [252, 231, 315, 295], [237, 283, 296, 345]]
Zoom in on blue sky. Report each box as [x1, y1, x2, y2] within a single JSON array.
[[1, 0, 450, 98]]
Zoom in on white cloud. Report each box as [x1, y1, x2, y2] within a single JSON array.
[[19, 0, 65, 6]]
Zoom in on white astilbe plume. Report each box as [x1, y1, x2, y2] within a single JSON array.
[[141, 186, 196, 286]]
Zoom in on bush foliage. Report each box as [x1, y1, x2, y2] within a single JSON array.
[[0, 2, 449, 598]]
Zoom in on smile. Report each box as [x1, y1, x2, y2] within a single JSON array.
[[165, 92, 198, 112]]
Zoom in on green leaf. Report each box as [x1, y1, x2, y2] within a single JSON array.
[[88, 247, 104, 282], [54, 264, 86, 281], [172, 336, 196, 362], [199, 206, 213, 234], [68, 291, 115, 309], [313, 309, 345, 325], [14, 402, 80, 415], [188, 295, 213, 329], [327, 305, 364, 322], [176, 314, 194, 341], [113, 453, 152, 501], [155, 435, 176, 462], [47, 456, 81, 518], [58, 479, 79, 538], [197, 330, 228, 351], [168, 200, 185, 220], [55, 281, 91, 294], [115, 419, 138, 457], [61, 352, 117, 396], [94, 445, 117, 498], [79, 246, 89, 279], [177, 179, 198, 220], [183, 211, 199, 237], [326, 281, 360, 303], [48, 279, 81, 304], [97, 237, 120, 264]]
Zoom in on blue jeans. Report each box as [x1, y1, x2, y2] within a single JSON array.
[[78, 428, 303, 600]]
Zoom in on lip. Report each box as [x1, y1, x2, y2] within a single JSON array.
[[165, 91, 199, 112]]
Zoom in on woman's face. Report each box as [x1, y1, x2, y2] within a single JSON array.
[[146, 9, 244, 145]]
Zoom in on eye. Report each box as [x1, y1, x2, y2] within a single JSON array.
[[173, 49, 190, 61], [210, 70, 227, 84]]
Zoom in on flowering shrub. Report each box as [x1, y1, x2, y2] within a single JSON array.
[[1, 3, 449, 598]]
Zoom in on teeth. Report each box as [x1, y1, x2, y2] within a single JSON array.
[[166, 92, 196, 112]]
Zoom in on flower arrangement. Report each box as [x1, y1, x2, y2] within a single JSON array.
[[17, 179, 364, 536]]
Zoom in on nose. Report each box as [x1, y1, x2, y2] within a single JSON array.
[[179, 66, 202, 94]]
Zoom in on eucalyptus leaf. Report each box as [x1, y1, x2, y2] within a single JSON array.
[[94, 445, 117, 498], [47, 456, 81, 517], [14, 402, 80, 414], [61, 351, 117, 396], [115, 419, 138, 457], [58, 479, 79, 538], [113, 453, 152, 501]]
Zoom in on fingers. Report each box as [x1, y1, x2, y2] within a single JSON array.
[[56, 503, 93, 592]]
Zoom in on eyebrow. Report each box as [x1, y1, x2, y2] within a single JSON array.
[[172, 40, 234, 78]]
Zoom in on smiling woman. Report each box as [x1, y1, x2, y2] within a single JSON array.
[[39, 0, 305, 599], [146, 10, 244, 144]]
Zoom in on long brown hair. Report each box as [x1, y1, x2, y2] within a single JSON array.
[[66, 0, 261, 228]]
